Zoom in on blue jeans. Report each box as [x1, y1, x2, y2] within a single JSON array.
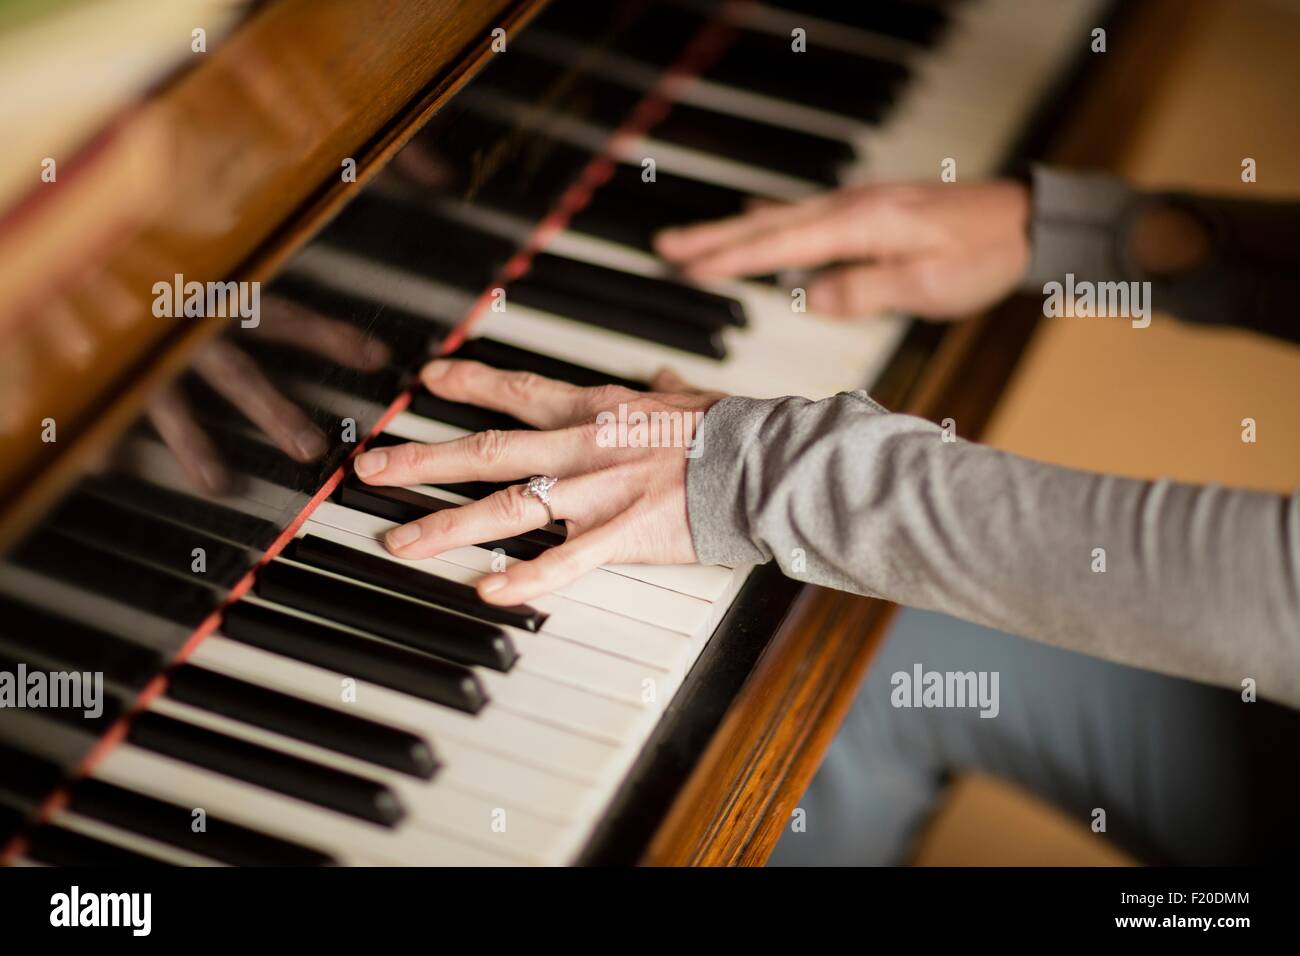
[[768, 608, 1300, 865]]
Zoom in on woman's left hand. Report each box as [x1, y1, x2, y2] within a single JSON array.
[[351, 359, 725, 606]]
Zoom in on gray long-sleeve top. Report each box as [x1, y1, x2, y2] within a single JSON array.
[[686, 168, 1300, 707]]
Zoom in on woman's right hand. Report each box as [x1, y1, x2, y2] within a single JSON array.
[[654, 179, 1032, 320]]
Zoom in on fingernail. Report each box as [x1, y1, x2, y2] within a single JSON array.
[[354, 449, 387, 477], [479, 574, 507, 595], [295, 428, 328, 460], [386, 523, 421, 549], [422, 358, 451, 382]]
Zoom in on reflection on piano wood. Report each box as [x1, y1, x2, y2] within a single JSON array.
[[0, 0, 1171, 865]]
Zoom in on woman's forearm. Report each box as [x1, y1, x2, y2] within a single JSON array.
[[687, 393, 1300, 706]]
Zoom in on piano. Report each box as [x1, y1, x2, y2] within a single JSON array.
[[0, 0, 1138, 866]]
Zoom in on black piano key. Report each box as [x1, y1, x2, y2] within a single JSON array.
[[221, 601, 487, 714], [129, 711, 405, 827], [509, 277, 728, 358], [414, 477, 522, 505], [46, 492, 257, 589], [706, 28, 910, 124], [255, 560, 518, 672], [335, 472, 459, 525], [608, 154, 755, 218], [500, 44, 851, 185], [335, 479, 559, 559], [268, 274, 445, 359], [0, 650, 126, 728], [287, 534, 547, 632], [480, 45, 643, 129], [0, 713, 99, 830], [167, 665, 438, 779], [238, 336, 411, 407], [407, 393, 533, 433], [26, 824, 168, 866], [68, 778, 336, 867], [450, 337, 646, 391], [571, 163, 749, 250], [324, 191, 517, 291], [0, 741, 66, 815], [80, 472, 281, 550], [340, 157, 739, 354], [0, 595, 167, 692], [328, 192, 731, 356], [411, 111, 596, 221], [609, 2, 707, 68], [167, 417, 341, 494], [771, 0, 952, 47], [531, 0, 649, 44], [527, 252, 747, 329], [0, 802, 26, 847], [180, 374, 351, 466], [10, 530, 220, 629], [651, 100, 851, 187]]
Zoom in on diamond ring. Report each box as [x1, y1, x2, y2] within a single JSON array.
[[521, 474, 558, 525]]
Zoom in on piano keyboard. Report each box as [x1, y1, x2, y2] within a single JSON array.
[[0, 0, 1106, 865]]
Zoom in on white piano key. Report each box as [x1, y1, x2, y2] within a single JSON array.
[[148, 696, 580, 864], [297, 515, 686, 671], [93, 745, 519, 866], [263, 554, 649, 746], [294, 522, 674, 704], [191, 635, 598, 826], [50, 810, 226, 867], [308, 500, 712, 637], [205, 598, 622, 786]]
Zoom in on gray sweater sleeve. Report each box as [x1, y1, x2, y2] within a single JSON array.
[[687, 393, 1300, 707], [1022, 166, 1300, 343]]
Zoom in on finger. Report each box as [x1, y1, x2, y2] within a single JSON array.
[[649, 367, 728, 403], [476, 522, 623, 605], [382, 470, 625, 559], [678, 212, 869, 279], [805, 262, 914, 316], [653, 193, 832, 263], [649, 367, 693, 392], [147, 386, 231, 494], [421, 358, 637, 429], [256, 295, 391, 371], [194, 339, 329, 462], [353, 425, 596, 487]]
